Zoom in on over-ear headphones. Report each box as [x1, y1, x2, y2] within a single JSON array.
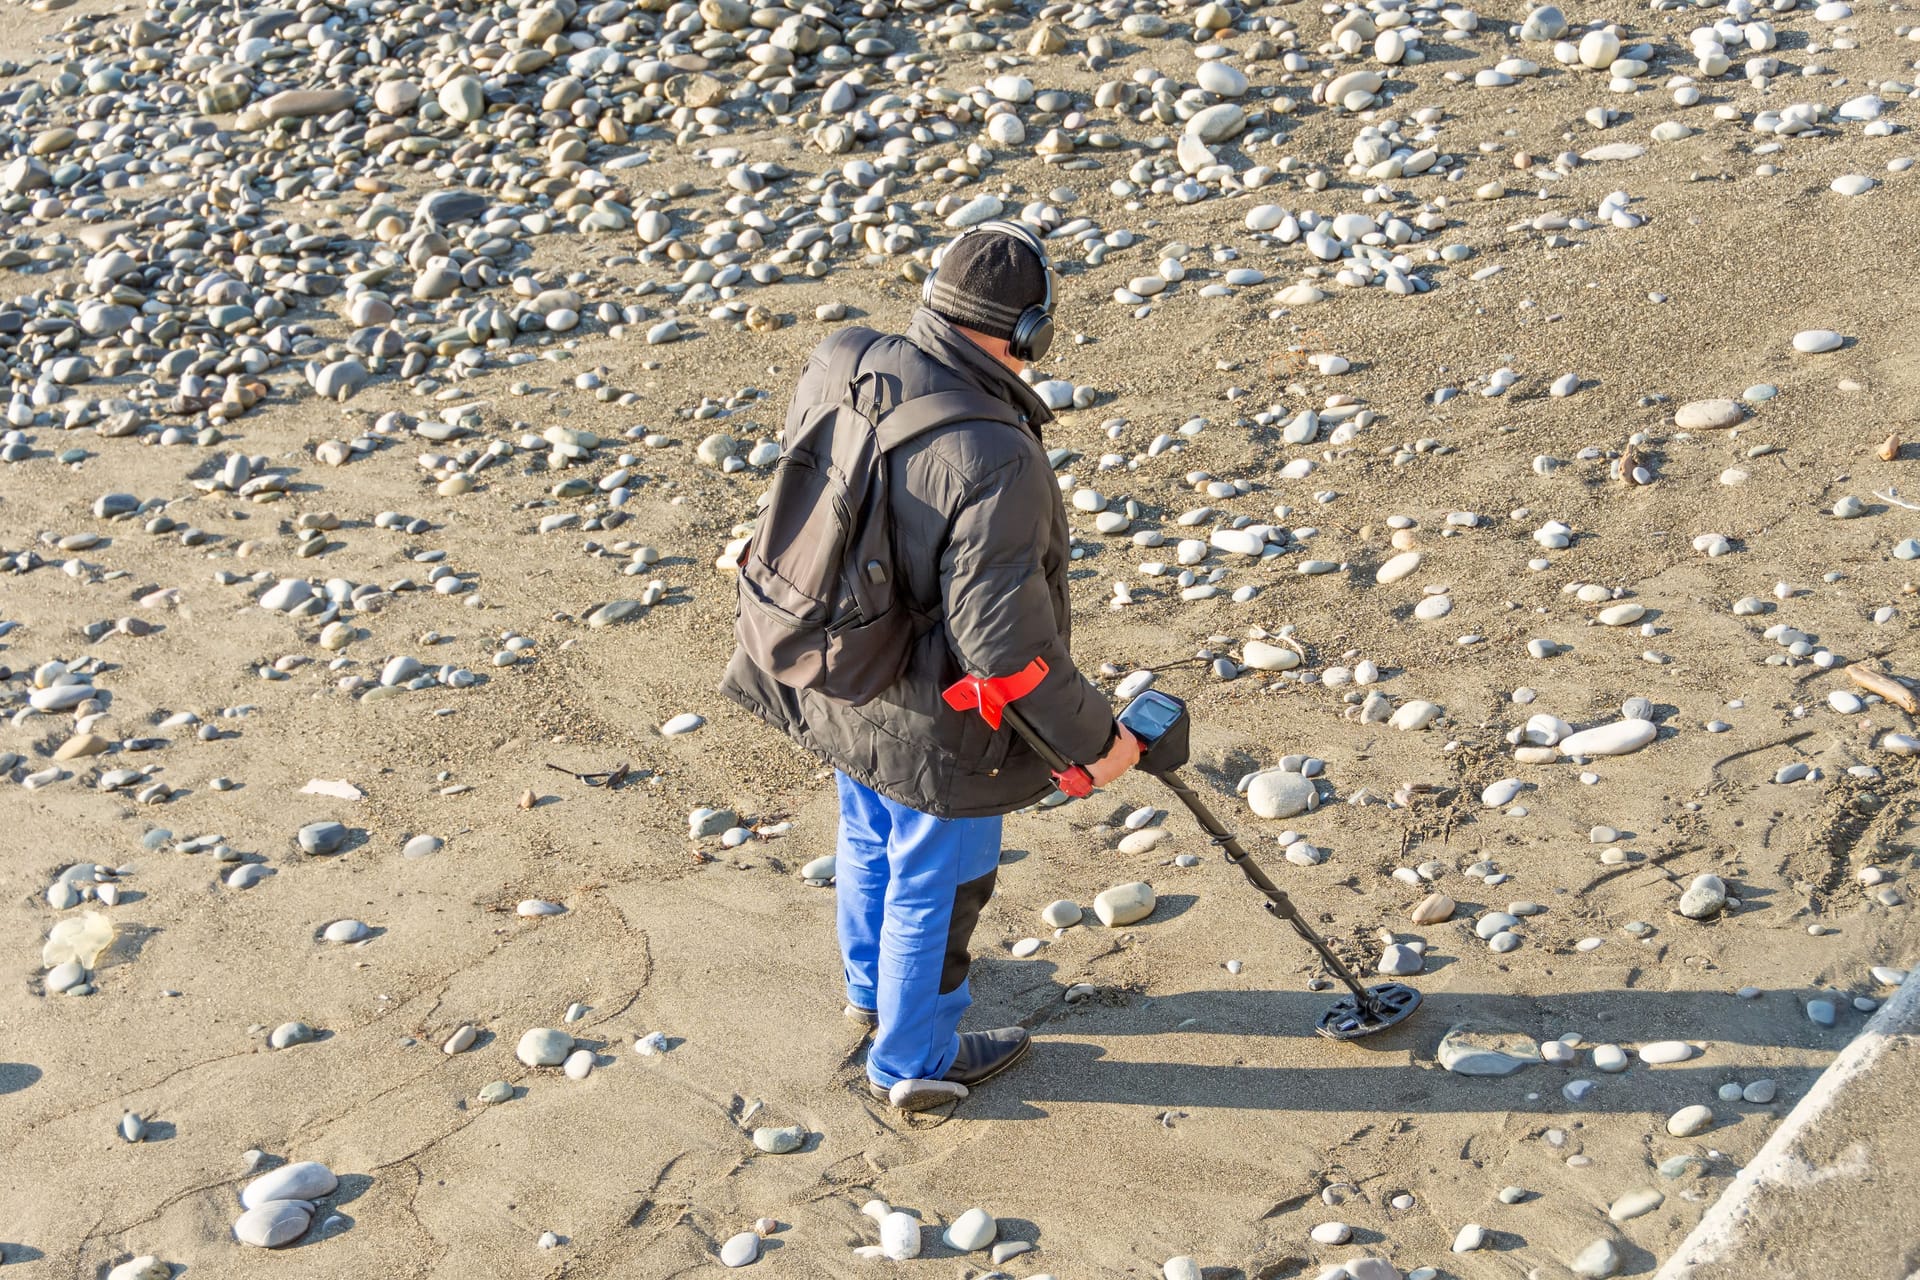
[[921, 219, 1055, 363]]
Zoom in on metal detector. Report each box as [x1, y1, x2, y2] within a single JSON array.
[[946, 664, 1420, 1041]]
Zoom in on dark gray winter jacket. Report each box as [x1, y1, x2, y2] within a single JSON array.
[[719, 308, 1116, 818]]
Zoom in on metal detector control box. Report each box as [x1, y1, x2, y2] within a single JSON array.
[[1118, 689, 1191, 774]]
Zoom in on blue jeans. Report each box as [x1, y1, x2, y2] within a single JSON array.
[[835, 772, 1003, 1088]]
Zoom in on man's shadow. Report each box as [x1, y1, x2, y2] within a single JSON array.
[[961, 955, 1840, 1119]]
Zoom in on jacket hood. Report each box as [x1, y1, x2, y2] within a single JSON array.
[[906, 307, 1055, 433]]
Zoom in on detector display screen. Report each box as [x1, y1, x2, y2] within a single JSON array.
[[1120, 691, 1185, 742]]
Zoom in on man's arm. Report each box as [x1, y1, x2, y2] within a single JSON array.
[[939, 448, 1117, 766]]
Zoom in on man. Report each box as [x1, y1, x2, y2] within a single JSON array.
[[721, 223, 1142, 1111]]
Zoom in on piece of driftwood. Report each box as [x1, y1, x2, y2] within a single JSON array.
[[1848, 666, 1918, 714]]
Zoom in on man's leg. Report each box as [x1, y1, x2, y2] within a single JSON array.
[[865, 798, 1003, 1090], [834, 773, 891, 1019]]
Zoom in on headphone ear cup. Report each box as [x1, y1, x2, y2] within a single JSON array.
[[1011, 309, 1053, 363], [921, 269, 937, 308], [1006, 312, 1030, 362]]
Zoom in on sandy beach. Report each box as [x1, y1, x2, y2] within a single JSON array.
[[2, 0, 1917, 1272]]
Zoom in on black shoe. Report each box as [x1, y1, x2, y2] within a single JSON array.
[[844, 1004, 878, 1028], [867, 1026, 1031, 1112], [947, 1026, 1030, 1086]]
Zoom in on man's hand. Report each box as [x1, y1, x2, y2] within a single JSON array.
[[1083, 723, 1143, 788]]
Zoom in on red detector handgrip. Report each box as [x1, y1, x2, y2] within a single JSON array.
[[1047, 760, 1095, 799], [941, 656, 1051, 730]]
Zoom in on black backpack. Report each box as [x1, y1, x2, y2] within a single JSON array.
[[734, 327, 1022, 707]]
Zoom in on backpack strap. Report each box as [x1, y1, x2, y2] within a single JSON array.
[[873, 388, 1024, 451], [820, 327, 884, 406]]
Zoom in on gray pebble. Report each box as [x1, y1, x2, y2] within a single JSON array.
[[297, 821, 348, 855], [517, 1027, 573, 1066], [720, 1231, 760, 1267], [752, 1125, 806, 1154], [234, 1201, 312, 1248], [269, 1021, 316, 1049]]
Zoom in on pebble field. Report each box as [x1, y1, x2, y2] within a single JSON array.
[[1, 0, 1917, 1271]]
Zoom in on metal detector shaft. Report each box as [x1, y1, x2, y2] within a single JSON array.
[[1152, 769, 1379, 1009]]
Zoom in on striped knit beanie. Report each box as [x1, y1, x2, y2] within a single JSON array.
[[926, 229, 1048, 341]]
